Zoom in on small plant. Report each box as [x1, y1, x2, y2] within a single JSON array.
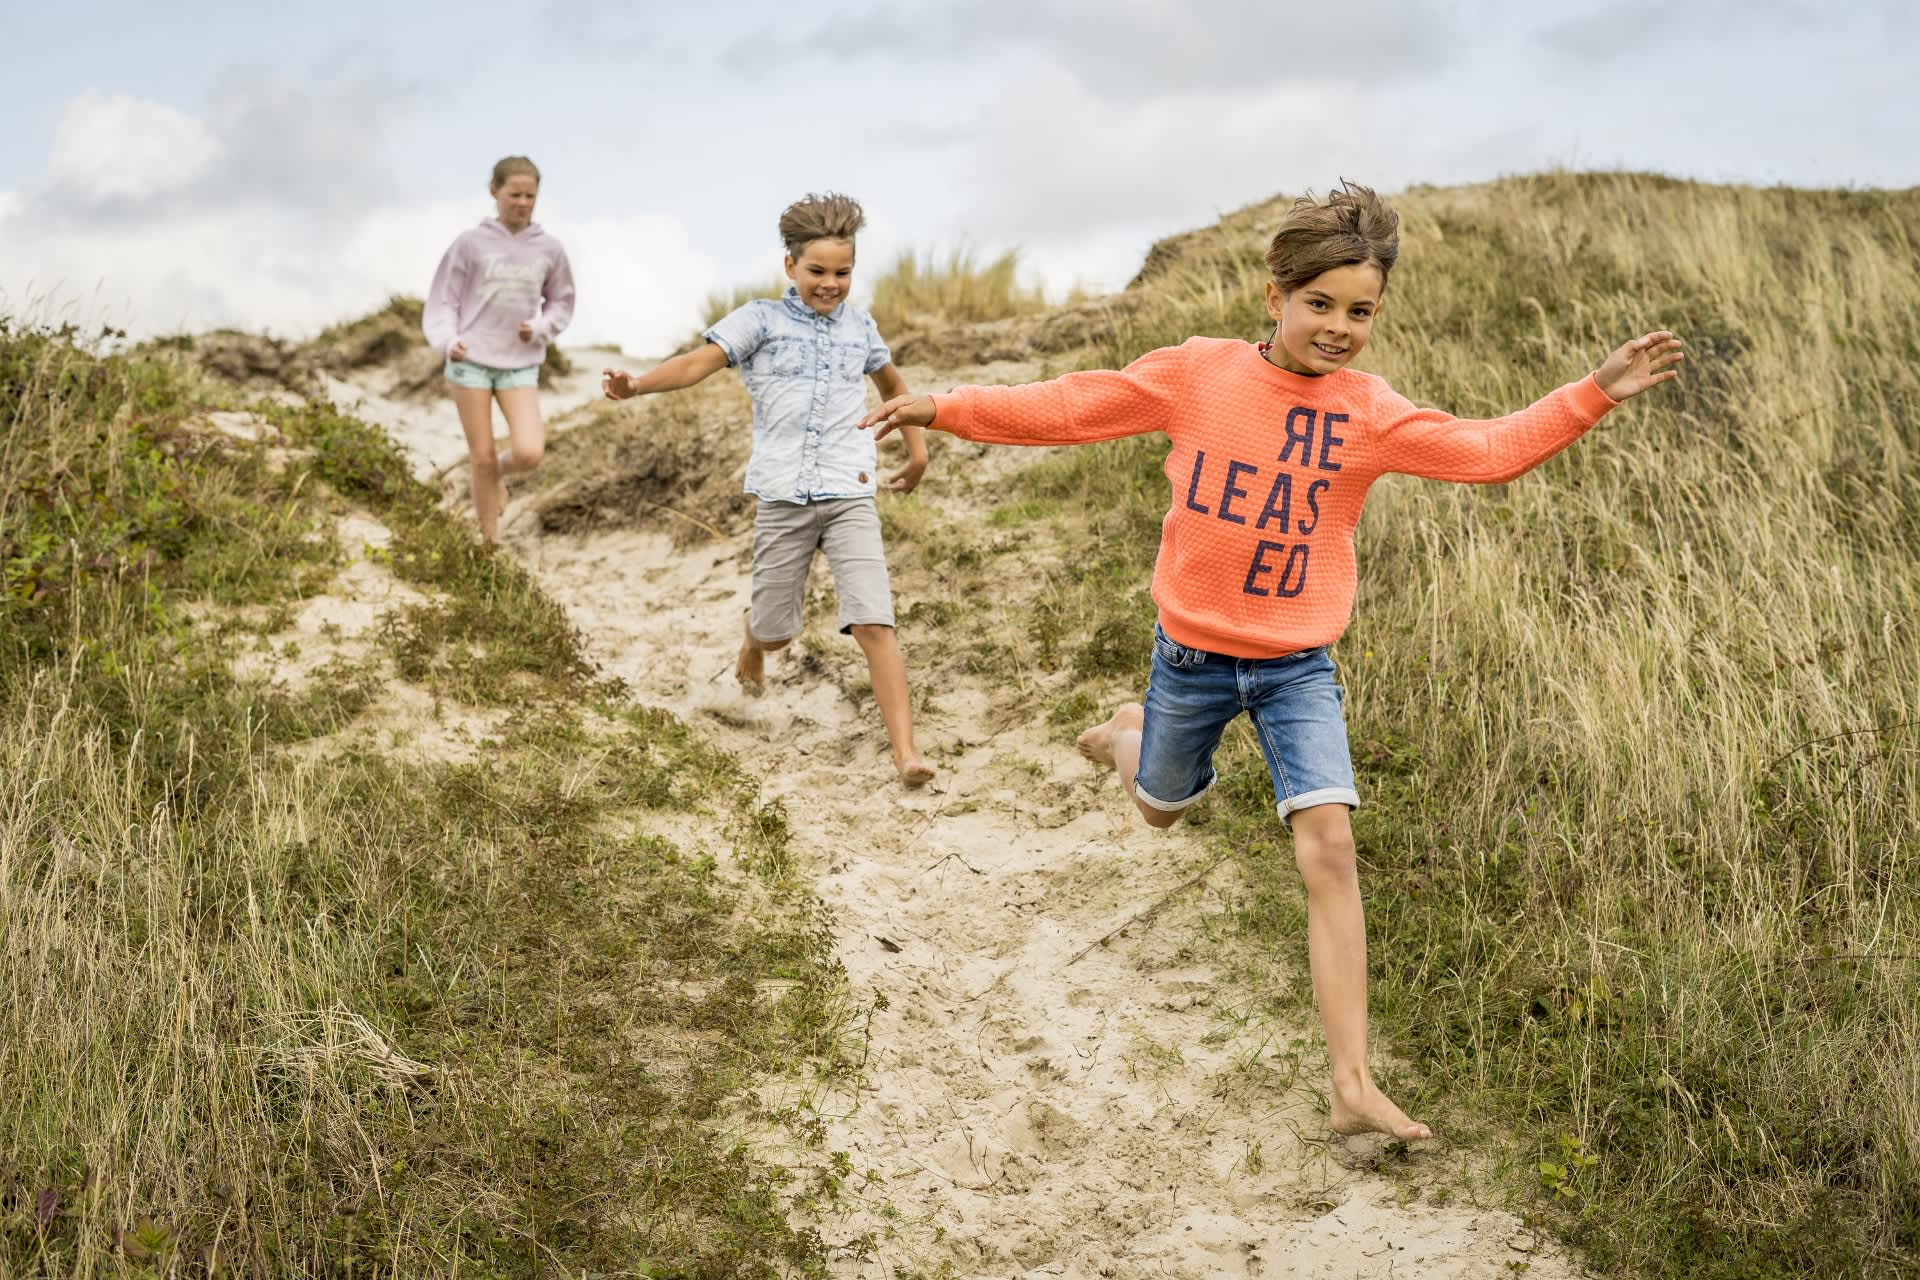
[[1537, 1134, 1600, 1205]]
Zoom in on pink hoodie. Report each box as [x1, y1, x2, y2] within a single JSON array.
[[422, 218, 575, 370]]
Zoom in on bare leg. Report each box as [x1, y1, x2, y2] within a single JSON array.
[[736, 615, 789, 689], [493, 386, 546, 478], [1077, 702, 1182, 829], [492, 386, 545, 527], [1290, 803, 1431, 1141], [450, 384, 503, 541], [850, 623, 934, 786]]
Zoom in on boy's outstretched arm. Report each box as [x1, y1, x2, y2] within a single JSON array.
[[602, 341, 731, 400], [1375, 330, 1684, 485], [861, 392, 936, 442], [1594, 331, 1685, 401], [861, 343, 1187, 447], [869, 363, 929, 492]]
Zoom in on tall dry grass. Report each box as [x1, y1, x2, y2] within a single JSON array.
[[869, 247, 1056, 338], [700, 278, 788, 329], [697, 247, 1067, 353]]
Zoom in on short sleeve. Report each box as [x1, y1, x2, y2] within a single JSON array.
[[706, 301, 770, 367], [863, 313, 892, 375]]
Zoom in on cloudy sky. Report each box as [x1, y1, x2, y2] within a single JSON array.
[[4, 0, 1916, 356]]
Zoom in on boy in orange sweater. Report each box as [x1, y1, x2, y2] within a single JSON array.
[[862, 183, 1683, 1140]]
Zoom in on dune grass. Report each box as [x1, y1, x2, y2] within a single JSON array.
[[0, 322, 849, 1276], [701, 279, 789, 329], [868, 247, 1057, 338], [702, 246, 1059, 340], [976, 173, 1920, 1278], [8, 171, 1916, 1277]]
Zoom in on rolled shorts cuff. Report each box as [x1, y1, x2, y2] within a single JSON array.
[[1276, 786, 1360, 821], [837, 612, 895, 634], [1132, 768, 1218, 813], [747, 623, 801, 647]]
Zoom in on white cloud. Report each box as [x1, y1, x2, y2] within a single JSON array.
[[3, 86, 714, 357], [195, 70, 408, 214], [0, 189, 713, 357], [48, 91, 221, 202], [948, 77, 1353, 294], [550, 213, 716, 354], [2, 203, 381, 338]]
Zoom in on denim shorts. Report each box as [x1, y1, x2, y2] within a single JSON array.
[[1134, 624, 1360, 822], [445, 359, 540, 391], [748, 496, 894, 642]]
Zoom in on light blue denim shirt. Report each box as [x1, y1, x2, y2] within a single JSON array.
[[706, 289, 893, 504]]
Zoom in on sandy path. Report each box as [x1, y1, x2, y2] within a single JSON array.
[[356, 352, 1582, 1279], [316, 349, 649, 480]]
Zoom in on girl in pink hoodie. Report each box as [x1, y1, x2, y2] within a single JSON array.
[[423, 155, 576, 541]]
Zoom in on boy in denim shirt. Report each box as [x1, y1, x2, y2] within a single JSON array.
[[603, 192, 935, 786]]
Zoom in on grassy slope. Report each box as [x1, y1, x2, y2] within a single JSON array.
[[944, 172, 1919, 1278], [8, 169, 1917, 1278], [0, 323, 853, 1277]]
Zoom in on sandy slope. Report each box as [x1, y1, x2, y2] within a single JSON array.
[[315, 349, 651, 482], [372, 350, 1583, 1280]]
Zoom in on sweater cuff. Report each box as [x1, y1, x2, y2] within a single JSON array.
[[1570, 373, 1619, 422], [930, 391, 972, 437]]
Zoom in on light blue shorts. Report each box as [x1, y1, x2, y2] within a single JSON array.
[[1133, 623, 1360, 822], [445, 359, 540, 391]]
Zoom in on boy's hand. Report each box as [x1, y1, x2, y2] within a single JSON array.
[[1595, 331, 1684, 402], [860, 394, 937, 441], [886, 456, 926, 494], [602, 369, 642, 400], [449, 339, 468, 362], [518, 320, 536, 342]]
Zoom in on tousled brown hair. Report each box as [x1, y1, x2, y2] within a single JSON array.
[[490, 155, 541, 190], [1264, 181, 1399, 294], [779, 192, 866, 259]]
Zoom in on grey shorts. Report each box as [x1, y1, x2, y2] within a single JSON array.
[[749, 496, 894, 643]]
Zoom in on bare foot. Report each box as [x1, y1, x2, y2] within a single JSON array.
[[895, 754, 936, 788], [1075, 702, 1144, 768], [735, 632, 766, 691], [1330, 1079, 1432, 1142]]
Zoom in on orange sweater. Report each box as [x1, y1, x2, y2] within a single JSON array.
[[931, 336, 1619, 659]]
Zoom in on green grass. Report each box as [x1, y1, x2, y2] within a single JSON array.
[[967, 173, 1920, 1278], [1, 322, 848, 1276]]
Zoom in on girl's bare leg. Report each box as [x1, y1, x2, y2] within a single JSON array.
[[1289, 802, 1431, 1141], [450, 385, 504, 541], [850, 623, 934, 786], [493, 386, 546, 478], [492, 386, 546, 530]]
